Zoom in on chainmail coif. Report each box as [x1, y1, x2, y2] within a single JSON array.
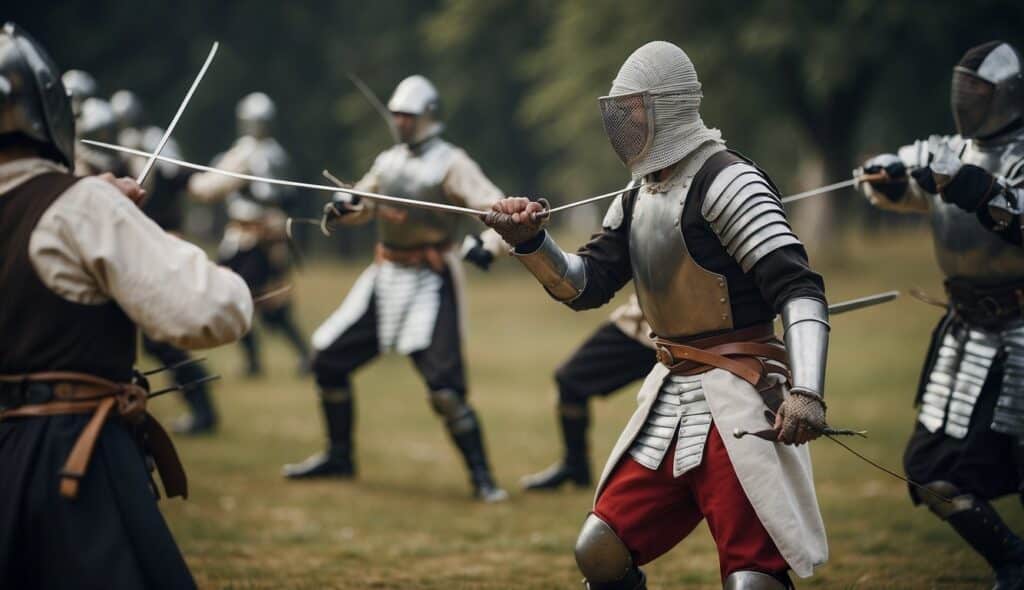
[[609, 41, 724, 178]]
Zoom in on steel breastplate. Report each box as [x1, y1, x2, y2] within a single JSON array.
[[629, 144, 731, 339], [930, 138, 1024, 281], [375, 139, 459, 248]]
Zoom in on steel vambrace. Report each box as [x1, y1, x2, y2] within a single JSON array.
[[514, 232, 587, 302], [781, 298, 830, 398]]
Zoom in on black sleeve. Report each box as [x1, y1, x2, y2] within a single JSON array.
[[750, 244, 827, 312], [566, 220, 635, 311]]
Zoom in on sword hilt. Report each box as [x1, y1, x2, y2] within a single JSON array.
[[733, 425, 868, 441]]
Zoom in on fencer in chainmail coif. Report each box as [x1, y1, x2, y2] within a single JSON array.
[[484, 41, 829, 589], [281, 75, 510, 503], [857, 41, 1024, 589]]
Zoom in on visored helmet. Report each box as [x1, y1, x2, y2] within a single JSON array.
[[952, 41, 1024, 140]]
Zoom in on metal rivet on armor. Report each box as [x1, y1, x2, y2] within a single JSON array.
[[719, 297, 726, 303], [721, 314, 728, 320]]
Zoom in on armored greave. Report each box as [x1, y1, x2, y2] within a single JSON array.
[[320, 387, 354, 458]]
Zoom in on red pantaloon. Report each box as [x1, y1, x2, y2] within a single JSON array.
[[594, 425, 788, 581]]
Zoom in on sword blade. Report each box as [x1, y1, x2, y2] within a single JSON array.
[[345, 70, 398, 143], [321, 169, 486, 217], [545, 184, 643, 215], [136, 42, 218, 184], [828, 290, 900, 316], [82, 140, 488, 218], [781, 178, 858, 204]]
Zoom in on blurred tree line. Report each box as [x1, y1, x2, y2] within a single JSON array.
[[12, 0, 1023, 255]]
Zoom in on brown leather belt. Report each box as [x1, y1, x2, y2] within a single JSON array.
[[376, 242, 450, 272], [653, 323, 789, 388], [0, 372, 187, 501]]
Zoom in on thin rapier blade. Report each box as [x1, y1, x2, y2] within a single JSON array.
[[136, 41, 219, 184], [82, 140, 488, 218], [781, 178, 858, 204], [321, 169, 487, 217], [545, 185, 642, 215], [828, 290, 900, 316]]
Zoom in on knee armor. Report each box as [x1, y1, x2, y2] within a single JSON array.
[[575, 514, 645, 589], [429, 389, 476, 433]]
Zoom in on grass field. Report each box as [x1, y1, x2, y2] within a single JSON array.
[[147, 227, 1023, 589]]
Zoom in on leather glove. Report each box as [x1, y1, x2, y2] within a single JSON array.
[[858, 154, 908, 201], [483, 197, 550, 247], [939, 164, 1003, 212], [321, 194, 362, 231], [461, 234, 494, 270], [773, 389, 826, 445]]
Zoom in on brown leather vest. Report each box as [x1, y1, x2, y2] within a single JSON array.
[[0, 172, 136, 381]]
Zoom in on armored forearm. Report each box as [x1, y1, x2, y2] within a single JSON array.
[[781, 297, 830, 398], [514, 231, 587, 302]]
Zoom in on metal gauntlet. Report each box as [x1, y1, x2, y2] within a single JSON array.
[[514, 232, 587, 302], [782, 298, 830, 398]]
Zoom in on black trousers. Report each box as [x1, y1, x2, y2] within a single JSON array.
[[313, 268, 466, 397], [0, 416, 195, 589], [555, 322, 657, 404], [905, 359, 1024, 503]]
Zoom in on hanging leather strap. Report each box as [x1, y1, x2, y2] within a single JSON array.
[[0, 371, 187, 500]]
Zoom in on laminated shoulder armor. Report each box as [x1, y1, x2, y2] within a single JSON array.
[[701, 162, 800, 272]]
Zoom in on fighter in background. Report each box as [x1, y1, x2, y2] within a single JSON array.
[[282, 75, 510, 502], [0, 23, 252, 588], [856, 40, 1024, 590], [189, 92, 310, 377], [485, 41, 829, 588], [521, 293, 658, 491], [111, 89, 220, 435]]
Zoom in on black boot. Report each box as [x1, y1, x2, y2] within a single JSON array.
[[522, 403, 592, 491], [586, 568, 646, 590], [171, 360, 218, 435], [283, 387, 355, 479], [240, 331, 263, 378], [945, 499, 1024, 590], [450, 424, 508, 502]]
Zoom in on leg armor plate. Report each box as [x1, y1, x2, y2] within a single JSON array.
[[575, 514, 646, 589], [723, 570, 791, 590]]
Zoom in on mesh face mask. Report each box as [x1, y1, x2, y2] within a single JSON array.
[[601, 41, 723, 177], [952, 67, 996, 138], [598, 90, 656, 169]]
